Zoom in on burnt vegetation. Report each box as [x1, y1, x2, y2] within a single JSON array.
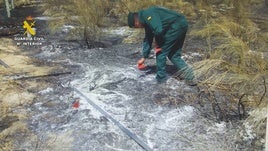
[[0, 0, 267, 150]]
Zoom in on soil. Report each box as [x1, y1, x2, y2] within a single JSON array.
[[0, 2, 266, 151]]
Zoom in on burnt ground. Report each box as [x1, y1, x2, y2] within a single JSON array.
[[1, 3, 265, 151]]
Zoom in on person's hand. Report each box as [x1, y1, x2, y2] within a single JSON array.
[[137, 58, 145, 65], [154, 47, 162, 54], [137, 58, 146, 70]]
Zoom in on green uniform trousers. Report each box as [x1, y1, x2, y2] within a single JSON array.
[[155, 22, 194, 82]]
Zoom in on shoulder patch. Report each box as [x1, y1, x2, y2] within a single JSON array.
[[147, 16, 152, 21]]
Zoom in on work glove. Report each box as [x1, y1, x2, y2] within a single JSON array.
[[154, 47, 162, 54], [137, 58, 146, 70]]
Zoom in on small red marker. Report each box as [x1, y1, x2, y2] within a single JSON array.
[[72, 100, 80, 108]]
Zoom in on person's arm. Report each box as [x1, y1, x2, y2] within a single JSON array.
[[143, 11, 164, 47], [142, 26, 154, 58]]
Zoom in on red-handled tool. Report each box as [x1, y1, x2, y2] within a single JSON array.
[[138, 63, 146, 70]]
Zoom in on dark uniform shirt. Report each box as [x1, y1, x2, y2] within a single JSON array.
[[138, 6, 188, 58]]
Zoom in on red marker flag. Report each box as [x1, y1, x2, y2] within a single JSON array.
[[72, 100, 80, 108]]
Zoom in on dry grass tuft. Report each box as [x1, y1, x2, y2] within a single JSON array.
[[0, 37, 56, 150], [190, 1, 267, 148], [44, 0, 110, 48]]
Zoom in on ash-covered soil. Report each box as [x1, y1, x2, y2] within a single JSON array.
[[0, 3, 255, 151], [10, 28, 247, 151]]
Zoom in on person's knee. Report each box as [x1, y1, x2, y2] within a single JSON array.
[[168, 48, 182, 59], [156, 53, 167, 68], [156, 52, 166, 60]]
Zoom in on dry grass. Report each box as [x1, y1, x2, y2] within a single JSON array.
[[113, 1, 267, 122], [118, 0, 196, 17], [0, 0, 32, 9], [44, 0, 110, 48], [0, 37, 56, 150], [189, 1, 267, 148]]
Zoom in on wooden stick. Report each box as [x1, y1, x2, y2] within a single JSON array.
[[0, 59, 9, 68], [13, 71, 72, 80]]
